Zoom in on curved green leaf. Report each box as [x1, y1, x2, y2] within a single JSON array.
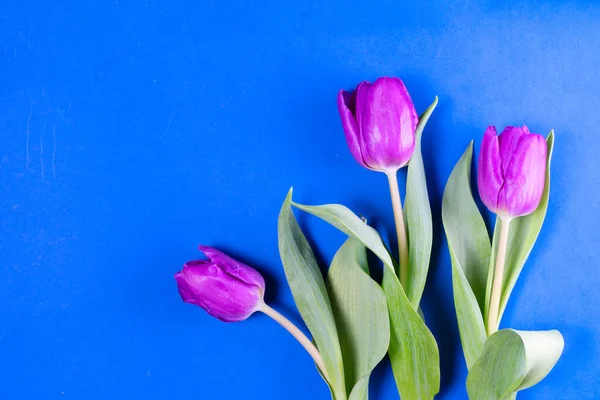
[[442, 143, 490, 368], [316, 362, 337, 400], [293, 202, 440, 399], [382, 268, 440, 399], [466, 329, 564, 400], [277, 190, 346, 399], [485, 132, 555, 326], [348, 377, 369, 400], [516, 329, 564, 390], [292, 202, 395, 269], [328, 238, 389, 399], [404, 96, 437, 308]]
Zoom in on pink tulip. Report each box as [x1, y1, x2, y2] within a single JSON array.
[[174, 245, 265, 322], [337, 77, 418, 173], [478, 126, 547, 218], [174, 246, 329, 379]]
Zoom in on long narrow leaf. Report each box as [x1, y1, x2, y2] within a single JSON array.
[[348, 377, 369, 400], [293, 202, 440, 399], [442, 143, 490, 368], [278, 190, 346, 399], [327, 238, 389, 399], [293, 202, 394, 268], [404, 97, 437, 307], [382, 268, 440, 399]]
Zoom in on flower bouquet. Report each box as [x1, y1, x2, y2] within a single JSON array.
[[174, 77, 563, 400]]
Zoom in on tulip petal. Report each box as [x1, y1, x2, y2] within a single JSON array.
[[198, 245, 265, 289], [174, 271, 201, 305], [498, 126, 527, 173], [183, 259, 211, 268], [338, 89, 369, 169], [356, 77, 417, 171], [175, 264, 262, 322], [498, 129, 547, 217], [477, 126, 503, 212]]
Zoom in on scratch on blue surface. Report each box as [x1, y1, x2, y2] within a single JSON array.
[[26, 104, 32, 169], [52, 124, 56, 179], [40, 124, 46, 180]]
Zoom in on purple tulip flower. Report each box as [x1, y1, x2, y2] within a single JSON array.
[[175, 246, 330, 378], [337, 77, 419, 172], [174, 245, 265, 322], [478, 126, 547, 219]]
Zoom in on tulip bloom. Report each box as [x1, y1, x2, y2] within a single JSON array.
[[478, 126, 547, 219], [337, 77, 418, 173], [338, 77, 421, 287], [478, 125, 548, 335], [175, 245, 329, 378], [174, 245, 265, 322]]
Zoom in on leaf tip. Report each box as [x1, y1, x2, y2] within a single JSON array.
[[279, 188, 295, 217], [551, 329, 565, 346], [465, 140, 474, 157]]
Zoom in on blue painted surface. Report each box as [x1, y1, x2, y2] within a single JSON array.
[[1, 1, 598, 399]]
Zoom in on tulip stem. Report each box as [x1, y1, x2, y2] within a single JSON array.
[[487, 217, 512, 335], [260, 303, 329, 381], [386, 171, 409, 287]]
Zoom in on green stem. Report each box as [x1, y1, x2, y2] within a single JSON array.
[[386, 171, 409, 287], [487, 217, 511, 335], [260, 303, 329, 380]]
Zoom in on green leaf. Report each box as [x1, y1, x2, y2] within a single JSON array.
[[404, 96, 437, 308], [327, 238, 390, 398], [293, 202, 395, 269], [466, 329, 564, 400], [348, 377, 369, 400], [485, 131, 555, 326], [442, 143, 490, 368], [293, 202, 440, 399], [382, 268, 440, 399], [277, 190, 346, 400], [515, 330, 564, 390], [316, 362, 337, 400]]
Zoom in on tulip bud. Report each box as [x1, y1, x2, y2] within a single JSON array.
[[174, 245, 265, 322], [337, 77, 418, 173], [477, 125, 547, 219]]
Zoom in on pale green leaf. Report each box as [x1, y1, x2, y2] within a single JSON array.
[[442, 143, 489, 368], [466, 329, 564, 400], [292, 202, 395, 270], [516, 330, 564, 390], [404, 96, 437, 308], [485, 132, 555, 326], [277, 190, 346, 399], [382, 268, 440, 399], [316, 362, 337, 400], [327, 238, 390, 397], [293, 201, 440, 399], [348, 377, 369, 400]]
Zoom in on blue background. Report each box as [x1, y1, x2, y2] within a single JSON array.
[[1, 1, 598, 399]]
